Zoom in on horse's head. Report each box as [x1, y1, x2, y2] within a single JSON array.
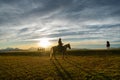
[[67, 43, 71, 49]]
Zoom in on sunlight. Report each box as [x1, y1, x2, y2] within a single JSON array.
[[39, 38, 51, 48]]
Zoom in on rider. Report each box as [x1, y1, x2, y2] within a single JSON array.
[[58, 38, 63, 51]]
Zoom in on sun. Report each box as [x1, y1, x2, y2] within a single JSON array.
[[39, 38, 51, 48]]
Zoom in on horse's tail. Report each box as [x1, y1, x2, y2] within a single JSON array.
[[50, 47, 53, 53]]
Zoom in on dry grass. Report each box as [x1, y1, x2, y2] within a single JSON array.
[[0, 50, 120, 80]]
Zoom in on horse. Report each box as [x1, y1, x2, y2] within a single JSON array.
[[50, 43, 71, 59]]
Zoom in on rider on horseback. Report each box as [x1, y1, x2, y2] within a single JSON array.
[[58, 38, 63, 52]]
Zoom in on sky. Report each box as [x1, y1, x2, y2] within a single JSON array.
[[0, 0, 120, 49]]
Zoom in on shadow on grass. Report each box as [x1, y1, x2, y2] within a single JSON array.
[[64, 57, 112, 80], [51, 57, 73, 80], [51, 58, 66, 80]]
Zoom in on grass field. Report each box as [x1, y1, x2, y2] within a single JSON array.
[[0, 49, 120, 80]]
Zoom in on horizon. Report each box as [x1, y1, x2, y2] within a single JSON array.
[[0, 0, 120, 49], [0, 44, 120, 50]]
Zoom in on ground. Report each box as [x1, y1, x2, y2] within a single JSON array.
[[0, 50, 120, 80]]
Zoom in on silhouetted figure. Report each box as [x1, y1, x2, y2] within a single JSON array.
[[106, 41, 110, 49], [58, 38, 63, 46], [58, 38, 63, 51]]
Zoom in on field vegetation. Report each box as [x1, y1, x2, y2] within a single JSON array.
[[0, 49, 120, 80]]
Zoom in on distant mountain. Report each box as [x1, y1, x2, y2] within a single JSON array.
[[0, 47, 22, 52]]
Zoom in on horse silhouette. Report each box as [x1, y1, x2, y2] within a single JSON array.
[[50, 43, 71, 59]]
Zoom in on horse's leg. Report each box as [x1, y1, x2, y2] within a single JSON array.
[[50, 48, 53, 60], [64, 52, 66, 58], [53, 51, 56, 59], [64, 52, 67, 59], [63, 50, 68, 59], [62, 51, 65, 59], [50, 51, 52, 60]]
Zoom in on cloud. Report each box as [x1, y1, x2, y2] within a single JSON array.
[[0, 0, 120, 48]]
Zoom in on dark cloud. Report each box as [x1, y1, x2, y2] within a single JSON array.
[[0, 0, 120, 25], [88, 24, 120, 30]]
